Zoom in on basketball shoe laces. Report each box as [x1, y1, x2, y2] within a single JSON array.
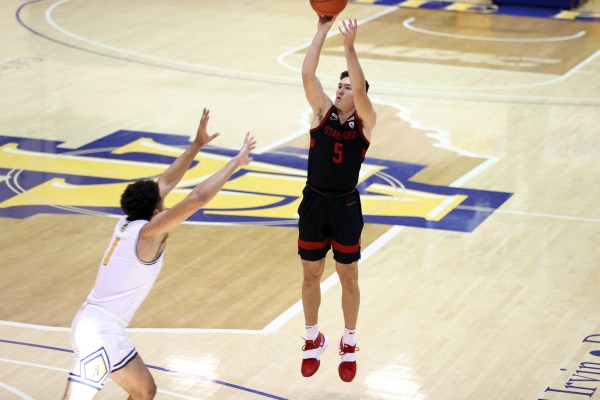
[[302, 335, 323, 351], [339, 342, 359, 355]]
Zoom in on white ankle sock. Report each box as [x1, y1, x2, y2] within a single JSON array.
[[306, 323, 319, 341], [343, 327, 357, 346]]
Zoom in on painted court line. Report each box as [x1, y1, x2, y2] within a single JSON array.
[[17, 1, 600, 104], [0, 381, 34, 400], [45, 0, 296, 85], [0, 223, 404, 335], [403, 16, 586, 42], [0, 345, 287, 400]]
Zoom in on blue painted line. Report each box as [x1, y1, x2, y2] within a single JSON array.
[[366, 0, 600, 21], [0, 338, 288, 399], [148, 365, 288, 400], [0, 338, 73, 353]]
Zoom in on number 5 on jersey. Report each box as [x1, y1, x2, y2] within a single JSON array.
[[333, 142, 343, 164]]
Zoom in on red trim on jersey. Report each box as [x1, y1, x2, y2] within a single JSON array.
[[354, 111, 370, 145], [309, 107, 369, 146], [309, 105, 336, 133], [310, 138, 315, 148], [298, 238, 330, 250], [331, 239, 360, 253]]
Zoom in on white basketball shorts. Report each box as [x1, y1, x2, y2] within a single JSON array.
[[68, 304, 137, 391]]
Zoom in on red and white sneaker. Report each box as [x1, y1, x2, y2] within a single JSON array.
[[338, 338, 359, 382], [301, 332, 329, 377]]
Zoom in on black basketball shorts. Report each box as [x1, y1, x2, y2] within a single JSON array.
[[297, 185, 364, 264]]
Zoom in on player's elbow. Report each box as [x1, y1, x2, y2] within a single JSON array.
[[189, 190, 210, 209], [302, 70, 316, 83]]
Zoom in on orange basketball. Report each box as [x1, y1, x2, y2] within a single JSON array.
[[310, 0, 348, 17]]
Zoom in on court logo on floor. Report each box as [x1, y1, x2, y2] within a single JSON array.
[[0, 131, 511, 232]]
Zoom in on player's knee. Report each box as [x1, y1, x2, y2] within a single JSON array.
[[303, 271, 322, 285], [131, 381, 157, 400], [138, 383, 157, 400], [146, 381, 158, 399], [336, 264, 359, 292], [148, 382, 158, 399], [339, 276, 359, 293]]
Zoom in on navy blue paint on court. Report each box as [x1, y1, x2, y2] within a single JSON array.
[[0, 132, 512, 232], [368, 0, 600, 21]]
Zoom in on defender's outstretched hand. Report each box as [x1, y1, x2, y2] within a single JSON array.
[[194, 108, 220, 148], [236, 132, 256, 166]]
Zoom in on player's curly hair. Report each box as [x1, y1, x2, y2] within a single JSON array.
[[120, 180, 161, 221], [340, 71, 369, 93]]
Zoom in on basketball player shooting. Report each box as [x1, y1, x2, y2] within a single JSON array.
[[62, 109, 255, 399], [298, 16, 377, 382]]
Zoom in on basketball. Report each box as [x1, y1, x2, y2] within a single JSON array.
[[310, 0, 348, 17]]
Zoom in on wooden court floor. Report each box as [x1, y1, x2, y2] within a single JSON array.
[[1, 0, 599, 399]]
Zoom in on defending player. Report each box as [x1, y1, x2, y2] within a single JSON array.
[[62, 109, 256, 399]]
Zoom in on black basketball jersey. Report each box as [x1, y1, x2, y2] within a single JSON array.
[[307, 105, 370, 193]]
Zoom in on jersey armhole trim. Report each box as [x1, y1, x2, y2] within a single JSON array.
[[309, 105, 336, 133], [134, 222, 164, 266]]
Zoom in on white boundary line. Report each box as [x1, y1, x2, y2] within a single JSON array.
[[45, 0, 297, 84], [276, 6, 400, 79], [0, 381, 34, 400], [0, 359, 201, 399], [44, 0, 600, 100], [495, 209, 600, 223], [0, 225, 405, 335], [403, 16, 586, 43], [368, 17, 600, 92], [377, 48, 600, 92], [262, 225, 405, 333], [276, 12, 600, 94], [254, 108, 313, 154]]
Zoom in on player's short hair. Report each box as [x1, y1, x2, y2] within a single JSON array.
[[340, 71, 369, 93], [120, 180, 161, 221]]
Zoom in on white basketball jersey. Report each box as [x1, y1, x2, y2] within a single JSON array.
[[85, 216, 165, 326]]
